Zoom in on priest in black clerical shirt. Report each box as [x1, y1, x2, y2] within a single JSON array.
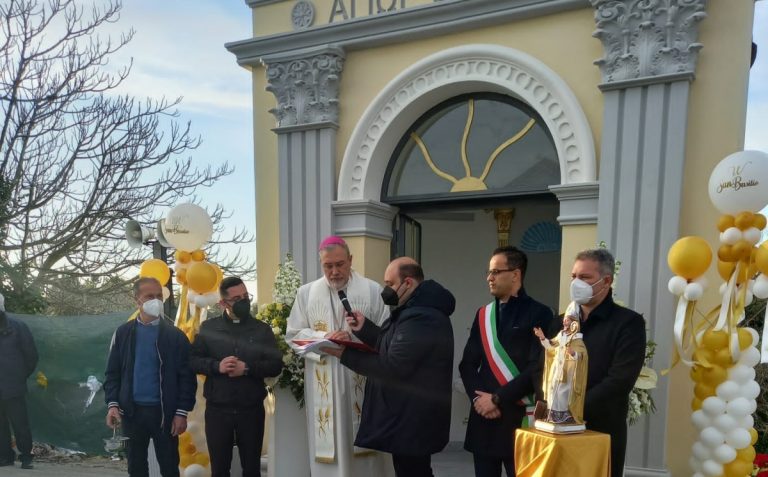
[[459, 246, 553, 477]]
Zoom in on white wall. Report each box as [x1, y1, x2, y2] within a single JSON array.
[[415, 197, 560, 443]]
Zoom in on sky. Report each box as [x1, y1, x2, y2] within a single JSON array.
[[109, 0, 767, 284]]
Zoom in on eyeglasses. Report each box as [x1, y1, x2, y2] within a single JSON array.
[[223, 293, 253, 304], [486, 269, 517, 277]]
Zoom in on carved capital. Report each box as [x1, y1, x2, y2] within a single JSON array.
[[591, 0, 707, 87], [264, 47, 345, 127]]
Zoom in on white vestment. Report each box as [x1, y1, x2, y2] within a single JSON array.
[[286, 271, 393, 477]]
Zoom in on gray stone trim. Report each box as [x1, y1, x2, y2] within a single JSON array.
[[591, 0, 707, 86], [598, 71, 695, 92], [549, 182, 599, 225], [264, 46, 345, 128], [272, 120, 339, 134], [332, 200, 398, 241], [245, 0, 285, 6], [227, 0, 590, 63]]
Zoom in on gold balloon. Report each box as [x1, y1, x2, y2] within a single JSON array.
[[717, 214, 735, 232], [668, 236, 713, 279], [693, 348, 715, 366], [207, 263, 224, 293], [738, 328, 753, 351], [701, 329, 729, 351], [718, 245, 736, 263], [736, 445, 756, 464], [754, 214, 767, 231], [755, 242, 768, 276], [691, 397, 702, 411], [712, 348, 733, 368], [175, 250, 191, 264], [179, 432, 192, 445], [701, 365, 727, 388], [732, 240, 753, 261], [176, 268, 188, 285], [191, 249, 206, 262], [689, 366, 704, 383], [180, 453, 195, 468], [186, 261, 217, 294], [750, 427, 758, 445], [193, 452, 210, 467], [723, 458, 753, 477], [694, 382, 714, 400], [717, 260, 736, 281], [734, 211, 755, 230], [139, 259, 171, 285]]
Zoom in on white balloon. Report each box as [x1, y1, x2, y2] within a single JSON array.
[[693, 441, 712, 460], [668, 276, 688, 296], [702, 397, 727, 417], [183, 464, 207, 477], [754, 280, 768, 299], [746, 327, 760, 345], [164, 203, 214, 251], [725, 428, 752, 449], [692, 410, 711, 430], [701, 458, 723, 477], [715, 381, 741, 401], [738, 347, 761, 367], [725, 397, 751, 418], [741, 381, 761, 400], [700, 427, 725, 448], [684, 282, 705, 301], [739, 414, 755, 429], [205, 292, 220, 307], [722, 227, 743, 245], [745, 290, 754, 307], [758, 274, 768, 284], [194, 295, 209, 308], [712, 443, 737, 464], [749, 398, 758, 414], [708, 150, 768, 214], [186, 421, 201, 436], [744, 227, 762, 245], [729, 364, 756, 384], [175, 261, 189, 272], [162, 287, 171, 302], [713, 414, 737, 434]]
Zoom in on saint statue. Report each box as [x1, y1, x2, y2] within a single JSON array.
[[533, 302, 588, 434]]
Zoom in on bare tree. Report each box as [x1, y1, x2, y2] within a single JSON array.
[[0, 0, 253, 313]]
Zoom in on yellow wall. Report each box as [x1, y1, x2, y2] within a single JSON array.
[[558, 224, 598, 312], [666, 1, 755, 475], [344, 236, 390, 285]]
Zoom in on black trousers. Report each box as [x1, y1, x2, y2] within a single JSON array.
[[473, 454, 515, 477], [122, 405, 179, 477], [0, 396, 33, 462], [392, 454, 434, 477], [205, 404, 265, 477]]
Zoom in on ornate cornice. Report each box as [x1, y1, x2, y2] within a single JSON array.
[[263, 46, 345, 128], [591, 0, 707, 88]]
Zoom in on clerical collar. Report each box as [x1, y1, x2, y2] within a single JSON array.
[[225, 311, 241, 324]]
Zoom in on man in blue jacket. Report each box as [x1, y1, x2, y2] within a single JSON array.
[[104, 277, 197, 477], [0, 293, 38, 470]]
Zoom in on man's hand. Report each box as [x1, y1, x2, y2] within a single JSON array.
[[533, 327, 545, 340], [474, 391, 501, 419], [171, 416, 187, 436], [320, 346, 345, 358], [346, 311, 365, 332], [227, 359, 248, 377], [326, 330, 351, 341], [219, 356, 238, 374], [106, 407, 121, 429]]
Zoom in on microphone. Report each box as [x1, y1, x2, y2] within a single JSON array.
[[338, 290, 353, 316]]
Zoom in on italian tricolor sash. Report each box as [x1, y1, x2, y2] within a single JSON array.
[[478, 301, 535, 427]]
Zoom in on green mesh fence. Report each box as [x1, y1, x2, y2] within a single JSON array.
[[11, 312, 131, 455]]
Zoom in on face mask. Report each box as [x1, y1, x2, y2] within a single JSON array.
[[569, 277, 605, 305], [381, 282, 407, 307], [142, 298, 163, 318], [232, 298, 252, 320]]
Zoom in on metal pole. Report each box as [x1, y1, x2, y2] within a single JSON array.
[[152, 241, 175, 318]]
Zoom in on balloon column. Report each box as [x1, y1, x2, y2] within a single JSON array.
[[137, 203, 221, 477], [666, 150, 768, 477]]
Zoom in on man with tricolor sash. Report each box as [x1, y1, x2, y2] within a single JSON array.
[[459, 246, 553, 477]]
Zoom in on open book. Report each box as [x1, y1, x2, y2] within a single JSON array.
[[292, 338, 377, 355]]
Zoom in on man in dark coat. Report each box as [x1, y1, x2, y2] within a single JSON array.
[[190, 276, 283, 477], [0, 293, 39, 469], [323, 257, 455, 477], [459, 246, 553, 477], [555, 248, 646, 477], [104, 277, 197, 477]]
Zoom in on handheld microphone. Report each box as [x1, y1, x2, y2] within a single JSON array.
[[338, 290, 354, 316]]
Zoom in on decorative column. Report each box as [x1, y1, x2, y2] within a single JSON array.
[[590, 1, 707, 475], [264, 45, 345, 281]]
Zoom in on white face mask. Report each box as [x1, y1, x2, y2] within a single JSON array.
[[569, 277, 606, 305], [141, 298, 164, 318]]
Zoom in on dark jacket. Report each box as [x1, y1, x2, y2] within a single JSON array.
[[190, 312, 283, 408], [341, 279, 455, 456], [459, 289, 553, 457], [548, 293, 645, 477], [104, 317, 197, 423], [0, 313, 39, 399]]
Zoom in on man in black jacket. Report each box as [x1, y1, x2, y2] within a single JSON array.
[[190, 277, 283, 477], [559, 248, 646, 477], [323, 257, 455, 477], [459, 246, 553, 477], [0, 293, 38, 470], [104, 277, 197, 477]]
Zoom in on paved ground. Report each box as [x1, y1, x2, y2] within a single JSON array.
[[1, 446, 474, 476]]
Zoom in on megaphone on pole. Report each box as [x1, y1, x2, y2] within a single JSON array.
[[125, 220, 156, 248]]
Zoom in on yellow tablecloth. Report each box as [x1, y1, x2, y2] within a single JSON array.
[[515, 428, 611, 477]]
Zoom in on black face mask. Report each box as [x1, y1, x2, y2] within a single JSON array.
[[231, 299, 252, 320], [380, 282, 405, 307]]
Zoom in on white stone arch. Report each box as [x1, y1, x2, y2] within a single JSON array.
[[337, 44, 596, 202]]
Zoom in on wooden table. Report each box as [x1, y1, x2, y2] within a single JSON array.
[[515, 428, 611, 477]]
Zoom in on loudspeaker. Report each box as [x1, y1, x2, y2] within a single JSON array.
[[156, 219, 173, 248], [125, 220, 155, 248]]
